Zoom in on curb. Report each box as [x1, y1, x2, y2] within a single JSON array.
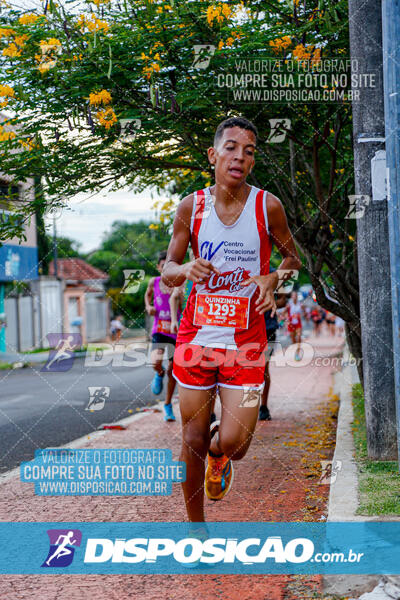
[[323, 347, 400, 598]]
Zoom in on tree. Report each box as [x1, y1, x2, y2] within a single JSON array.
[[0, 0, 362, 374]]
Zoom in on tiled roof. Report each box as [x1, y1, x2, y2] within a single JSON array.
[[49, 258, 108, 281]]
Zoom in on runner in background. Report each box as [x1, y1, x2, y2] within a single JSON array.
[[145, 251, 182, 422], [284, 290, 303, 361], [110, 315, 124, 342], [311, 305, 324, 336], [259, 290, 287, 421], [325, 310, 336, 336], [170, 262, 217, 424]]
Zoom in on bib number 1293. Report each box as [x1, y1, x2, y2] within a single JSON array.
[[194, 294, 249, 329]]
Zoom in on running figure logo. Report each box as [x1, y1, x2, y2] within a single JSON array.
[[318, 460, 342, 485], [86, 386, 110, 411], [42, 529, 82, 568], [42, 333, 82, 372], [239, 386, 261, 408]]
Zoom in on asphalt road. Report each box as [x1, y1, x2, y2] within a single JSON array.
[[0, 354, 157, 473], [0, 325, 312, 474]]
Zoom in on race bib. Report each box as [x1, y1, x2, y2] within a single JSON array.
[[156, 319, 171, 334], [194, 294, 250, 329], [292, 317, 299, 324]]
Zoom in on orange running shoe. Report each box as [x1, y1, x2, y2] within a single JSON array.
[[205, 453, 234, 501]]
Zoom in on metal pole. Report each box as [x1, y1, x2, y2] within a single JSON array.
[[382, 0, 400, 467], [348, 0, 397, 459], [53, 214, 58, 278]]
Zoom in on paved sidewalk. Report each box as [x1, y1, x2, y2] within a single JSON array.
[[0, 333, 345, 600]]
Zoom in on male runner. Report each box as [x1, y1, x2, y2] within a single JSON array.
[[162, 116, 301, 522], [145, 251, 182, 421], [285, 290, 303, 360]]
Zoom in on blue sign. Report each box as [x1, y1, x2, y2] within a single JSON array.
[[1, 522, 400, 574], [0, 244, 38, 281]]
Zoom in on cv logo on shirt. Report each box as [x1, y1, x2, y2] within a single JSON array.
[[200, 240, 225, 261]]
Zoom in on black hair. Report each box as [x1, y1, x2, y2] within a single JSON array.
[[158, 251, 167, 264], [214, 117, 258, 147]]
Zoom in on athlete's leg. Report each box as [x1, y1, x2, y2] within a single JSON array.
[[165, 359, 176, 406], [261, 359, 271, 407], [209, 386, 260, 460], [179, 385, 215, 521]]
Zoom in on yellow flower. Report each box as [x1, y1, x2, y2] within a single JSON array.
[[348, 235, 354, 242], [0, 84, 15, 98], [14, 34, 29, 47], [92, 0, 110, 5], [0, 125, 16, 141], [269, 35, 291, 54], [40, 37, 61, 47], [0, 28, 15, 38], [18, 13, 41, 25], [149, 223, 159, 230], [2, 43, 22, 57], [96, 107, 117, 129], [156, 6, 163, 13], [329, 224, 334, 234], [218, 40, 224, 50], [89, 89, 112, 106]]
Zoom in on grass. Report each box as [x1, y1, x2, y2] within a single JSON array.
[[352, 383, 400, 515], [0, 362, 14, 370]]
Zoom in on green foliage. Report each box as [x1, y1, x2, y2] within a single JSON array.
[[0, 0, 361, 352]]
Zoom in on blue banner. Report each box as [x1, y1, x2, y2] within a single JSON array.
[[1, 522, 400, 574], [0, 244, 38, 281], [20, 449, 186, 496]]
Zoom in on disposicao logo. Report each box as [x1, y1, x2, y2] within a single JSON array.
[[42, 529, 82, 568], [83, 536, 314, 565]]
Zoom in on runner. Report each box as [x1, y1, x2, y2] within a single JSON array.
[[311, 305, 324, 336], [162, 116, 301, 522], [259, 290, 287, 421], [285, 291, 303, 361], [45, 531, 77, 566], [145, 251, 182, 422], [110, 315, 124, 342], [170, 273, 217, 425]]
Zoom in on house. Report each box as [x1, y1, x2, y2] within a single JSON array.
[[0, 170, 39, 353], [49, 258, 110, 344]]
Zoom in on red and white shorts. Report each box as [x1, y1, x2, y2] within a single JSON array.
[[287, 318, 302, 333], [172, 342, 266, 390]]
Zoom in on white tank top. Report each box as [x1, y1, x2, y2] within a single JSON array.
[[177, 185, 272, 350]]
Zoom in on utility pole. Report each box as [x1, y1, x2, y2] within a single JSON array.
[[382, 0, 400, 466], [348, 0, 397, 459], [53, 214, 58, 278]]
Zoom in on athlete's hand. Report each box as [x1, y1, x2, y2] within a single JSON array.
[[170, 319, 179, 334], [240, 273, 279, 316], [183, 258, 220, 284], [146, 305, 156, 316]]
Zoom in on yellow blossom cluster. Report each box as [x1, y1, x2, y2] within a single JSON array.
[[218, 30, 241, 50], [293, 43, 321, 66], [96, 107, 117, 129], [35, 38, 61, 73], [89, 89, 112, 106], [76, 14, 109, 34], [91, 0, 110, 5], [0, 28, 15, 38], [269, 35, 291, 53], [207, 3, 232, 26], [140, 49, 162, 80], [18, 13, 41, 25], [156, 4, 173, 13], [2, 34, 28, 58], [0, 83, 15, 108], [0, 124, 16, 141]]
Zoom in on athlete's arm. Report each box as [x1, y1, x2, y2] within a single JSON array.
[[241, 193, 301, 316], [144, 277, 156, 316], [169, 286, 181, 334], [162, 194, 220, 287]]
